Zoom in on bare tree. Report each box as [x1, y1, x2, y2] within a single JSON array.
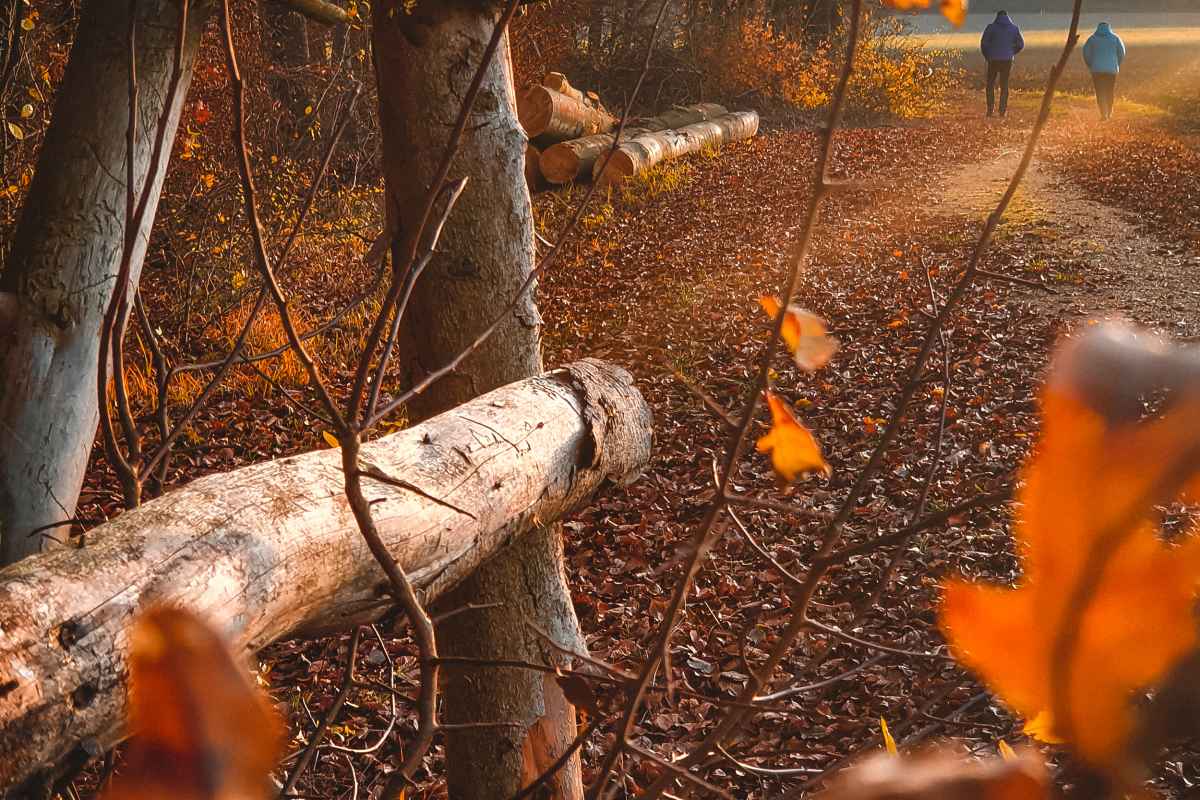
[[0, 0, 212, 565]]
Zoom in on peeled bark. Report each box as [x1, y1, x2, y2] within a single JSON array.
[[594, 110, 760, 187], [0, 0, 211, 566], [374, 3, 592, 798], [0, 360, 652, 793], [518, 85, 617, 144], [539, 103, 728, 185]]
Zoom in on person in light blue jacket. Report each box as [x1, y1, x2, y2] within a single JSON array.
[[1083, 22, 1126, 120]]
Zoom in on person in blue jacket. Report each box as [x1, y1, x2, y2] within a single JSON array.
[[980, 11, 1025, 117], [1083, 22, 1126, 120]]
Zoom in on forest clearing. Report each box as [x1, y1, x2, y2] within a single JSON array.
[[2, 1, 1200, 799]]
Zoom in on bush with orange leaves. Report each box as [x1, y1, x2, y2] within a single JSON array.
[[696, 10, 956, 119]]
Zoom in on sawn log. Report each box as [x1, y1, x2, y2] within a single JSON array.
[[539, 103, 728, 185], [593, 110, 760, 187], [518, 85, 617, 144]]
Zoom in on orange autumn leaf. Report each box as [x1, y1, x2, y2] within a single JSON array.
[[940, 379, 1200, 767], [939, 0, 967, 27], [759, 296, 839, 372], [104, 606, 283, 800], [880, 0, 967, 27], [757, 391, 830, 482]]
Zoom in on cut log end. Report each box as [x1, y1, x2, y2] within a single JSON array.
[[525, 142, 542, 190]]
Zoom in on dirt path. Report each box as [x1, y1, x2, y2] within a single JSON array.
[[939, 132, 1200, 339]]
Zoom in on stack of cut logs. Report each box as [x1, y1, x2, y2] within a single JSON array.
[[518, 72, 759, 189]]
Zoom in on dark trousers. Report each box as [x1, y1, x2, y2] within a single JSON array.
[[1092, 72, 1117, 119], [986, 59, 1013, 116]]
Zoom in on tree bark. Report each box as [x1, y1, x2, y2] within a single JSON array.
[[0, 0, 211, 566], [261, 0, 311, 114], [594, 110, 760, 186], [539, 103, 728, 184], [0, 360, 652, 793], [373, 3, 596, 799]]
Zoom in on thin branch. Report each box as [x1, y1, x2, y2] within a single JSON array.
[[593, 5, 867, 796]]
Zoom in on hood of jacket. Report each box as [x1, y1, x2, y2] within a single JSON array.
[[994, 12, 1014, 25], [1095, 22, 1114, 35]]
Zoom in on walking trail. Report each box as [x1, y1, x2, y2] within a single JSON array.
[[939, 131, 1200, 340]]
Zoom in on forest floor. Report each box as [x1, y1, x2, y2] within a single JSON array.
[[522, 88, 1200, 798], [78, 81, 1200, 798]]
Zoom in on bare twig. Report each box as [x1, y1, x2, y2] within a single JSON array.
[[278, 628, 364, 797]]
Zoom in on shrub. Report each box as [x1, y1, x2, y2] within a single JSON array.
[[697, 10, 957, 119]]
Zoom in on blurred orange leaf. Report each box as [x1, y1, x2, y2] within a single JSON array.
[[758, 296, 838, 372], [880, 0, 966, 27], [818, 747, 1048, 800], [104, 606, 283, 800], [940, 383, 1200, 766], [940, 0, 968, 27], [757, 391, 830, 482]]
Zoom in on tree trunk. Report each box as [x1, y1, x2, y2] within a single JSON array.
[[0, 361, 652, 793], [594, 110, 760, 186], [261, 0, 310, 114], [373, 3, 594, 799], [0, 0, 211, 566], [539, 103, 728, 184], [518, 85, 617, 144]]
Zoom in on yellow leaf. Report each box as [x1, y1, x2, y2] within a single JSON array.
[[997, 739, 1019, 761], [7, 122, 23, 140], [322, 430, 340, 448], [940, 347, 1200, 767], [880, 717, 898, 756], [756, 391, 830, 482], [758, 296, 839, 372], [20, 16, 33, 31], [102, 606, 282, 800], [200, 173, 215, 189], [304, 104, 314, 115], [230, 270, 246, 289], [19, 104, 32, 119]]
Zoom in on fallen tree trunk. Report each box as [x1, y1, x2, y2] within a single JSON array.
[[539, 103, 728, 185], [0, 360, 652, 792], [518, 85, 616, 144], [594, 110, 760, 187]]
